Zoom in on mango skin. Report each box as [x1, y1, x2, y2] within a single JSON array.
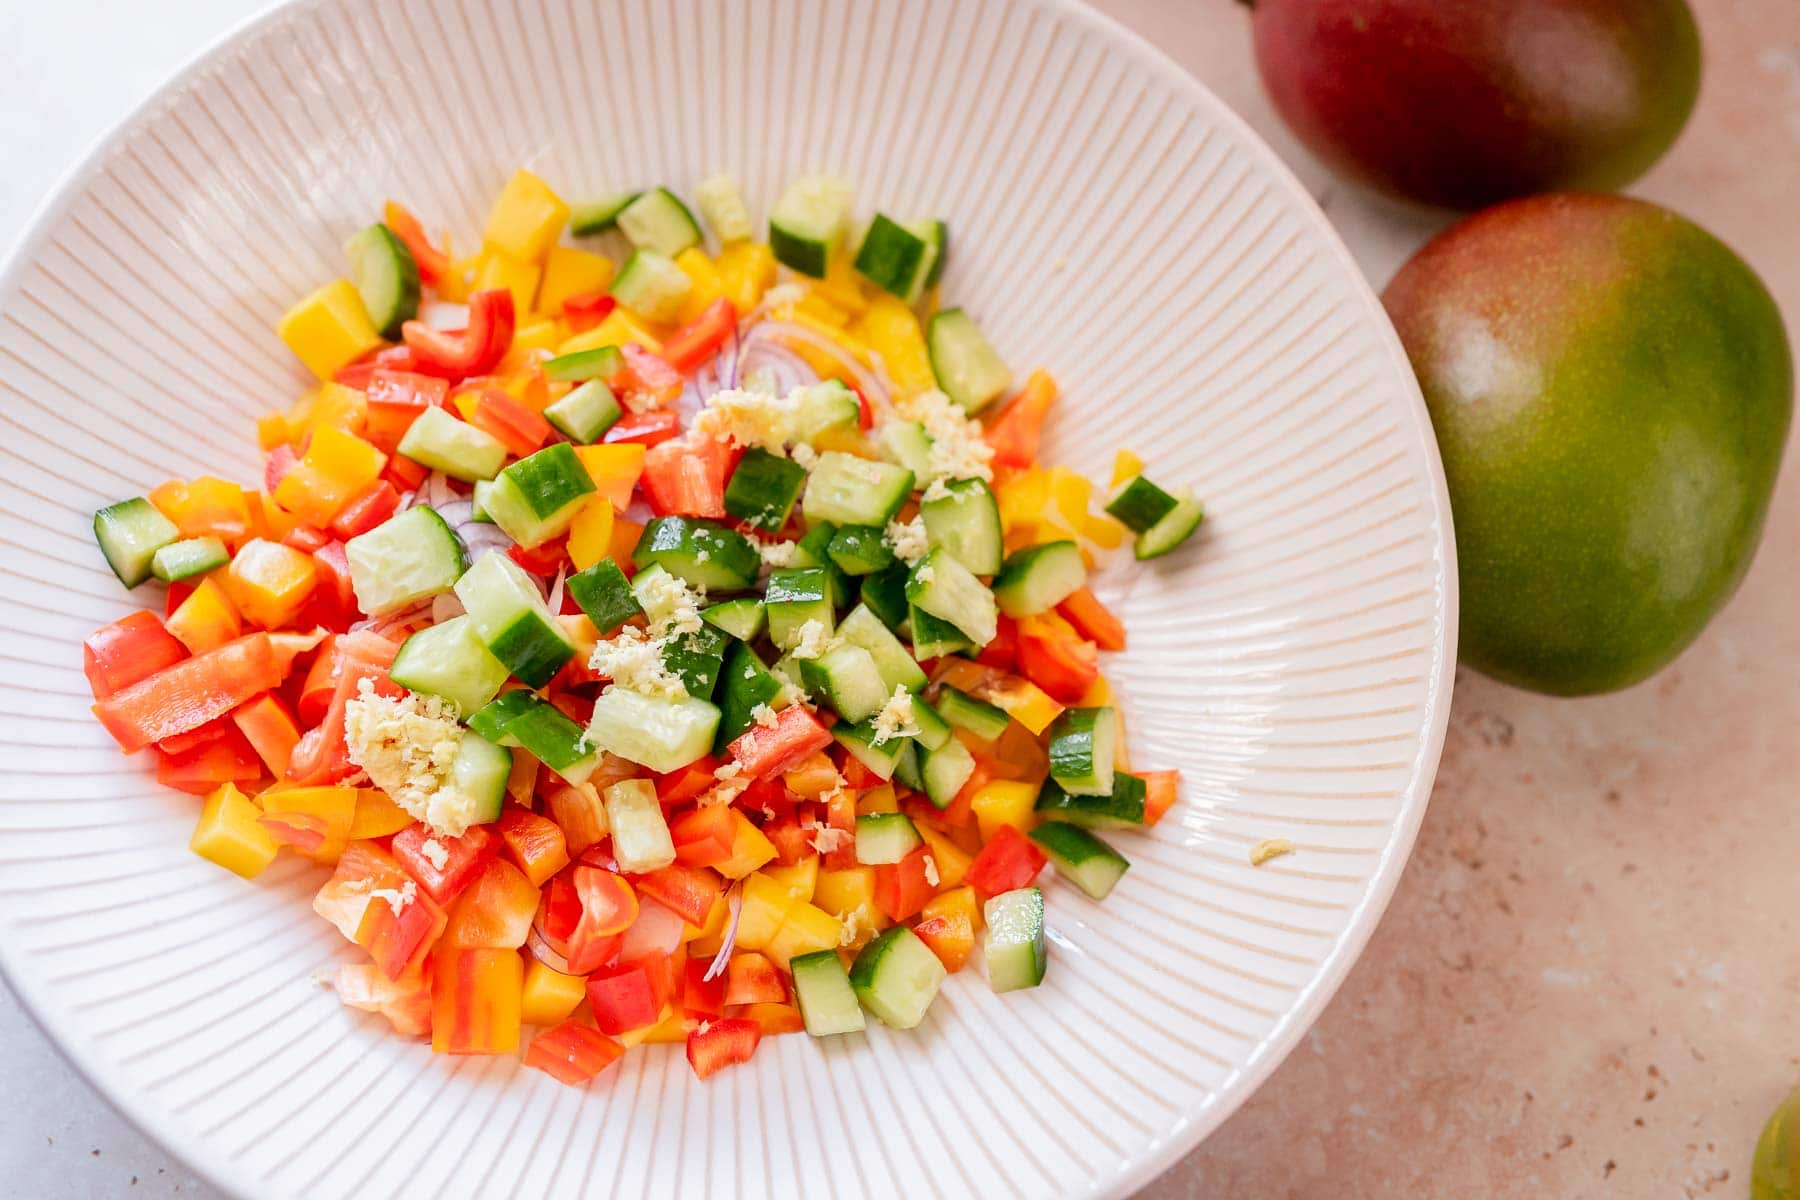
[[1249, 0, 1700, 210], [1384, 195, 1792, 695]]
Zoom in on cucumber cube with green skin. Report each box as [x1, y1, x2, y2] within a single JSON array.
[[855, 812, 923, 865], [570, 191, 639, 236], [908, 604, 974, 660], [542, 345, 625, 383], [586, 687, 721, 773], [935, 686, 1011, 741], [449, 732, 513, 828], [1045, 706, 1118, 797], [543, 379, 622, 444], [1034, 772, 1148, 830], [467, 690, 539, 746], [892, 741, 924, 790], [877, 420, 934, 478], [905, 548, 998, 647], [833, 719, 905, 781], [567, 558, 643, 634], [93, 497, 180, 588], [1104, 474, 1179, 533], [802, 452, 915, 528], [616, 187, 703, 258], [983, 886, 1047, 992], [835, 603, 926, 693], [859, 566, 913, 634], [828, 525, 897, 576], [765, 568, 834, 650], [346, 505, 468, 616], [470, 480, 497, 523], [505, 698, 600, 784], [701, 597, 765, 642], [663, 623, 731, 701], [632, 517, 760, 591], [791, 381, 860, 442], [790, 949, 866, 1036], [921, 219, 949, 289], [921, 478, 1003, 576], [344, 222, 419, 338], [919, 737, 976, 809], [769, 175, 852, 278], [609, 248, 693, 324], [149, 537, 229, 583], [724, 447, 807, 531], [713, 641, 784, 753], [454, 550, 576, 688], [791, 522, 851, 607], [484, 443, 597, 549], [854, 213, 934, 303], [927, 308, 1012, 413], [388, 615, 511, 717], [908, 697, 954, 751], [397, 405, 508, 482], [799, 642, 888, 723], [1134, 491, 1205, 561], [850, 925, 946, 1029], [993, 540, 1087, 618], [1029, 821, 1130, 900]]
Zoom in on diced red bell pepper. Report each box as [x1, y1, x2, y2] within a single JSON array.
[[284, 630, 401, 783], [470, 388, 553, 458], [231, 691, 301, 777], [297, 540, 359, 633], [965, 825, 1047, 897], [873, 843, 938, 922], [564, 927, 624, 976], [264, 444, 300, 494], [1015, 613, 1100, 703], [760, 817, 813, 867], [572, 866, 640, 938], [92, 633, 289, 753], [83, 611, 187, 701], [540, 873, 583, 943], [362, 369, 449, 453], [494, 807, 571, 887], [391, 823, 496, 906], [1141, 769, 1179, 826], [384, 453, 430, 493], [401, 289, 515, 379], [165, 581, 196, 619], [837, 751, 882, 791], [382, 201, 451, 287], [685, 1017, 760, 1079], [1056, 587, 1125, 652], [629, 863, 723, 927], [156, 717, 231, 756], [670, 805, 737, 869], [727, 705, 834, 780], [823, 785, 858, 871], [655, 754, 722, 806], [642, 435, 737, 519], [659, 298, 738, 375], [587, 958, 668, 1035], [507, 539, 568, 577], [561, 291, 617, 333], [614, 344, 683, 407], [602, 409, 682, 447], [155, 726, 262, 795], [282, 524, 330, 554], [984, 370, 1058, 470], [525, 1020, 626, 1085], [852, 383, 874, 430], [441, 857, 540, 950], [357, 876, 449, 979], [975, 614, 1019, 671], [334, 343, 425, 389], [723, 952, 788, 1006], [684, 956, 727, 1018], [327, 480, 401, 540], [296, 633, 340, 726]]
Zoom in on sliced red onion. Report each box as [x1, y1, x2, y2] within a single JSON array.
[[622, 497, 655, 526], [419, 300, 469, 331], [423, 470, 452, 509], [547, 565, 566, 614], [460, 525, 515, 559], [525, 925, 572, 974], [619, 894, 687, 960], [745, 320, 890, 407], [429, 593, 465, 624], [701, 887, 743, 982], [433, 499, 475, 527]]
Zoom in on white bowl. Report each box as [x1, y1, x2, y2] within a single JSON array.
[[0, 0, 1455, 1195]]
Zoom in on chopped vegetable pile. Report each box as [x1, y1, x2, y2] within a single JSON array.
[[83, 169, 1206, 1083]]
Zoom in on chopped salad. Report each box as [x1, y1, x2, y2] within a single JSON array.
[[82, 169, 1205, 1083]]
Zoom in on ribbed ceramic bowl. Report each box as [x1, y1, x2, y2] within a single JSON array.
[[0, 1, 1455, 1196]]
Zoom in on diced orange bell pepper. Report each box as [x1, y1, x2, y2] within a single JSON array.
[[92, 633, 288, 753], [157, 728, 261, 796], [223, 539, 320, 629], [1141, 769, 1180, 826], [711, 810, 778, 881], [494, 807, 572, 887], [1015, 612, 1100, 703], [470, 388, 552, 458], [162, 575, 242, 655], [574, 443, 647, 510], [442, 858, 541, 950], [272, 426, 387, 528], [430, 948, 525, 1055], [565, 497, 616, 572], [230, 691, 300, 777], [520, 959, 589, 1027], [525, 1020, 626, 1085], [913, 885, 980, 971], [985, 370, 1057, 470], [258, 783, 357, 863], [150, 476, 254, 545], [735, 1001, 806, 1037], [357, 878, 448, 980], [83, 611, 186, 700], [347, 788, 414, 839], [1057, 587, 1125, 651]]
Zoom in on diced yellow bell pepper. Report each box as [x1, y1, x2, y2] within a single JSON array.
[[223, 539, 319, 630], [762, 858, 819, 904], [764, 901, 844, 970], [817, 253, 872, 317], [988, 678, 1064, 736], [574, 443, 646, 511], [735, 871, 801, 951], [277, 278, 383, 380], [713, 810, 778, 880], [166, 575, 243, 655], [483, 168, 570, 264], [496, 319, 562, 376], [288, 382, 368, 441], [1079, 675, 1114, 708], [1110, 449, 1145, 488], [566, 497, 617, 572], [812, 427, 880, 459], [854, 784, 899, 815], [996, 467, 1051, 536], [970, 780, 1040, 844], [673, 248, 725, 325], [915, 824, 974, 889], [1048, 466, 1126, 549], [190, 782, 281, 879], [438, 244, 480, 303], [556, 306, 664, 356], [617, 1004, 676, 1048], [780, 312, 869, 381], [638, 1006, 692, 1044], [452, 391, 480, 422], [257, 492, 301, 542], [715, 241, 777, 313], [855, 294, 935, 396], [474, 248, 543, 319], [257, 783, 357, 863], [791, 289, 851, 329], [537, 245, 615, 315], [272, 425, 387, 528], [520, 959, 589, 1027], [348, 788, 414, 840], [814, 867, 876, 919]]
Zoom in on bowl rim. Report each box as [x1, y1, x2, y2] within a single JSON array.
[[0, 0, 1457, 1194]]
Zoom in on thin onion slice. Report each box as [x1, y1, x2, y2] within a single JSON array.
[[744, 319, 891, 408], [702, 887, 743, 982]]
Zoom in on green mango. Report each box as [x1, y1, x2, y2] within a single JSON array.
[[1384, 194, 1792, 695]]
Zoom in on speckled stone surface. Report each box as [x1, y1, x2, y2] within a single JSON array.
[[1, 1, 1795, 1196]]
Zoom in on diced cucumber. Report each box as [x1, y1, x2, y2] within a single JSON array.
[[616, 187, 702, 257], [983, 886, 1046, 992], [397, 406, 508, 482], [542, 345, 624, 383], [543, 380, 621, 444], [567, 557, 643, 633], [769, 652, 809, 706], [836, 604, 926, 693], [853, 213, 933, 303], [1104, 474, 1179, 533], [723, 447, 806, 531], [765, 568, 834, 651], [695, 175, 754, 245], [849, 925, 945, 1029], [792, 380, 861, 442], [892, 740, 923, 790], [909, 696, 953, 751], [920, 737, 976, 810], [769, 175, 852, 278], [454, 550, 576, 688], [802, 452, 914, 529], [664, 623, 730, 701], [1135, 490, 1205, 561], [928, 308, 1011, 413], [344, 222, 419, 339], [505, 696, 600, 784], [832, 718, 905, 781], [701, 597, 765, 642], [934, 686, 1011, 741], [149, 537, 228, 583], [789, 948, 865, 1036], [1046, 706, 1117, 797], [1029, 822, 1129, 901], [993, 540, 1086, 618], [859, 567, 912, 635], [920, 219, 948, 289], [629, 563, 690, 623], [609, 248, 692, 324], [714, 641, 784, 753], [876, 420, 934, 478], [908, 605, 974, 659], [388, 615, 511, 717], [449, 731, 513, 828], [603, 779, 677, 873], [791, 522, 850, 607], [827, 525, 896, 576], [632, 517, 760, 590], [93, 497, 180, 588], [470, 480, 496, 523], [483, 443, 597, 549], [921, 478, 1003, 576], [570, 191, 639, 236], [799, 643, 888, 723], [855, 812, 922, 864], [467, 689, 538, 746], [345, 505, 468, 616], [586, 687, 720, 773], [905, 548, 998, 647], [1034, 772, 1147, 830]]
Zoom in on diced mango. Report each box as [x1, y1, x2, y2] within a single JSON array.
[[566, 497, 617, 571], [483, 169, 570, 263], [734, 871, 801, 951], [277, 278, 383, 380], [257, 411, 290, 450], [764, 902, 844, 970], [638, 1006, 693, 1045], [715, 241, 777, 313], [223, 539, 319, 630], [915, 823, 974, 889], [537, 244, 615, 315], [713, 810, 777, 880], [970, 780, 1039, 843], [520, 959, 589, 1026], [617, 1004, 676, 1048], [762, 858, 819, 904], [814, 866, 876, 918], [475, 249, 544, 318], [190, 783, 281, 879]]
